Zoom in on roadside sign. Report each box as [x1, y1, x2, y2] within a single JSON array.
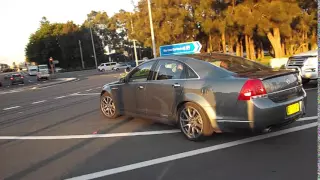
[[53, 60, 59, 64], [159, 41, 202, 57]]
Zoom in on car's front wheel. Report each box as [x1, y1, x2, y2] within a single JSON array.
[[100, 93, 119, 119], [178, 102, 214, 141]]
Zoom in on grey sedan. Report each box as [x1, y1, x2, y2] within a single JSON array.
[[100, 53, 307, 141]]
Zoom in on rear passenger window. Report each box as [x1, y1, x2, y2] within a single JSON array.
[[186, 67, 198, 79]]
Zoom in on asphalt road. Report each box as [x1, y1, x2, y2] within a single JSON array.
[[0, 69, 117, 90], [0, 74, 317, 180]]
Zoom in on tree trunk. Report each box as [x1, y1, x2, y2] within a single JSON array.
[[245, 35, 250, 59], [249, 37, 256, 60], [266, 27, 283, 58], [229, 39, 234, 54], [207, 35, 212, 53], [260, 41, 264, 59], [257, 48, 261, 59], [236, 41, 241, 56], [240, 38, 244, 57], [221, 32, 226, 53], [281, 43, 285, 56]]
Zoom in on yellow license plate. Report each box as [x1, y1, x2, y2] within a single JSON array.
[[286, 102, 300, 116]]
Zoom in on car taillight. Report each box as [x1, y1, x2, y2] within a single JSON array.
[[10, 77, 13, 80], [238, 79, 267, 101], [21, 76, 24, 78]]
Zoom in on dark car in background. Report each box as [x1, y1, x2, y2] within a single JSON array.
[[100, 53, 306, 141], [5, 73, 24, 85]]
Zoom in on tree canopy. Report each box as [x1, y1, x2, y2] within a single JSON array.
[[25, 0, 317, 68]]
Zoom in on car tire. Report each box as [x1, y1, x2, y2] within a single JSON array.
[[100, 92, 120, 119], [178, 102, 214, 141]]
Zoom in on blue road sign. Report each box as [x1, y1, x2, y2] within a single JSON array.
[[159, 41, 202, 56]]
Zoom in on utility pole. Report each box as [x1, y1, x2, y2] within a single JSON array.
[[147, 0, 156, 58], [130, 14, 139, 67], [78, 40, 85, 69], [89, 26, 98, 69]]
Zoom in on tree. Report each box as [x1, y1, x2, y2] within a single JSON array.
[[256, 0, 301, 58]]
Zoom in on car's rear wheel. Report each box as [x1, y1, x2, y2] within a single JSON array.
[[178, 102, 214, 141], [100, 93, 119, 119]]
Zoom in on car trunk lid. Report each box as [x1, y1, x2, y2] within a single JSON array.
[[235, 69, 303, 102]]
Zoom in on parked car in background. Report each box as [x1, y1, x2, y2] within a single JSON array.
[[100, 53, 306, 141], [37, 64, 50, 80], [28, 65, 38, 76], [112, 63, 131, 71], [98, 62, 117, 72], [3, 68, 15, 73], [5, 73, 24, 85], [286, 49, 318, 84]]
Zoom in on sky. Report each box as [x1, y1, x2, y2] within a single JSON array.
[[0, 0, 137, 65]]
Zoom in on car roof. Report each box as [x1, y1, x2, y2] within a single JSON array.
[[151, 53, 234, 78]]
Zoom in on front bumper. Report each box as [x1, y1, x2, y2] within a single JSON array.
[[38, 74, 50, 78], [287, 66, 318, 80]]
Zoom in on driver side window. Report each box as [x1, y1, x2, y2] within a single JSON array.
[[128, 61, 155, 82]]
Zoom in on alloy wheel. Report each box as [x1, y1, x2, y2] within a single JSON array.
[[179, 106, 204, 139], [101, 96, 116, 117]]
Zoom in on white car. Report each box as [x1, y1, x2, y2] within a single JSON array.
[[112, 63, 131, 71], [97, 62, 117, 72], [37, 65, 50, 80], [286, 50, 318, 84]]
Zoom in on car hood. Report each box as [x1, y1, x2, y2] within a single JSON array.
[[103, 81, 120, 89], [293, 50, 318, 57]]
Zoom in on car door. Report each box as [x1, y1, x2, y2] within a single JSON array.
[[145, 60, 185, 121], [121, 60, 157, 115]]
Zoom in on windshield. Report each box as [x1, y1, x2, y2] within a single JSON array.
[[188, 54, 270, 73]]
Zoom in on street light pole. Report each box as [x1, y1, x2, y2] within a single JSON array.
[[147, 0, 157, 58], [130, 14, 139, 67], [78, 40, 85, 69], [89, 26, 98, 69]]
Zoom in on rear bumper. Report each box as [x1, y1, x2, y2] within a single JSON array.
[[214, 91, 307, 133]]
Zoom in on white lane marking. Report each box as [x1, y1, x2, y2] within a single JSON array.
[[85, 89, 93, 92], [297, 116, 317, 121], [69, 92, 81, 96], [3, 106, 21, 111], [31, 100, 47, 104], [66, 122, 317, 180], [54, 96, 67, 99], [0, 130, 180, 140], [305, 88, 317, 91], [71, 93, 100, 96]]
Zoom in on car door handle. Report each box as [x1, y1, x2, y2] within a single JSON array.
[[172, 83, 181, 88], [138, 86, 144, 89]]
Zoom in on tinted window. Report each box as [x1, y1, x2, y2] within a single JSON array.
[[12, 74, 21, 77], [129, 61, 155, 82], [189, 54, 269, 73], [154, 60, 184, 80], [186, 67, 198, 79], [105, 63, 110, 66]]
